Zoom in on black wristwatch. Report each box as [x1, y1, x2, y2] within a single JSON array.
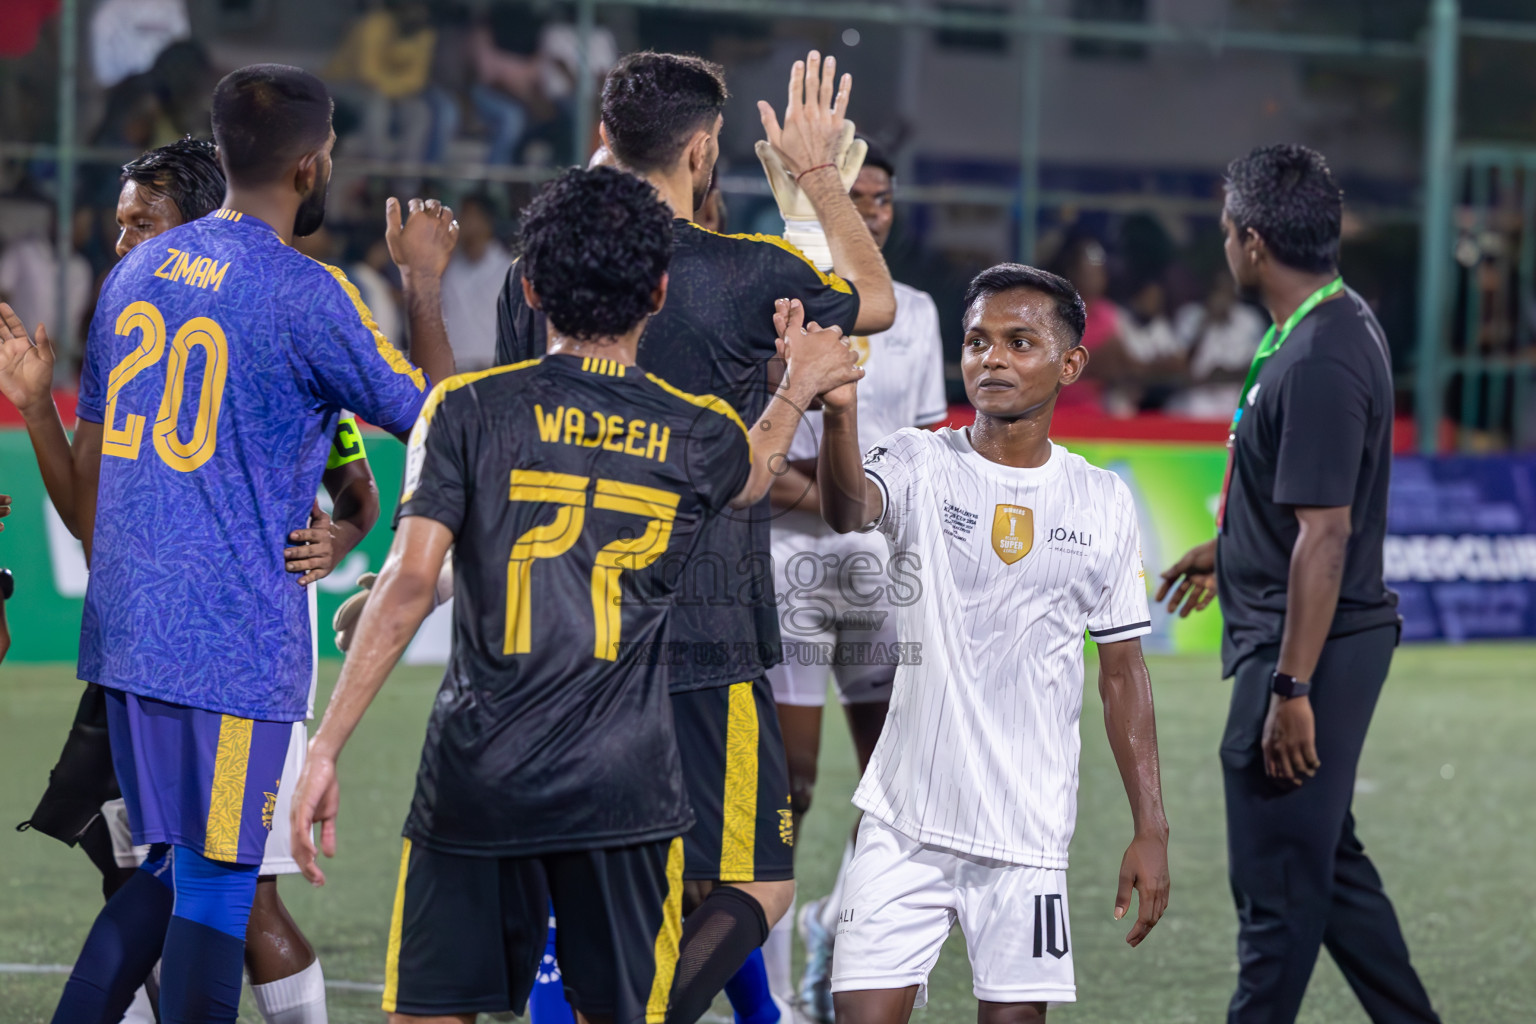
[[1270, 670, 1311, 699]]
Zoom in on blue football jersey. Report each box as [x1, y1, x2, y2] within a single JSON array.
[[76, 209, 428, 721]]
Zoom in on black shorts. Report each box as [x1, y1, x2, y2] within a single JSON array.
[[383, 836, 685, 1024], [671, 677, 795, 883], [20, 683, 120, 844]]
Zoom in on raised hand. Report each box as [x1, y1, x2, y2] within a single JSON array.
[[756, 50, 853, 178], [385, 196, 460, 281], [0, 304, 56, 415]]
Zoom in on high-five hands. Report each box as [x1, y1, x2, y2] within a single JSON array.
[[0, 304, 55, 416], [773, 298, 862, 409], [385, 197, 459, 281]]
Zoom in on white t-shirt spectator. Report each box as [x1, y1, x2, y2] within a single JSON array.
[[91, 0, 189, 87], [1169, 300, 1266, 419], [0, 237, 92, 383], [441, 242, 515, 370]]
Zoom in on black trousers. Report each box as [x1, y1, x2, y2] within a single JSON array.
[[1221, 624, 1439, 1024]]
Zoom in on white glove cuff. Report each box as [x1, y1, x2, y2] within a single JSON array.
[[782, 216, 834, 274], [433, 561, 455, 609]]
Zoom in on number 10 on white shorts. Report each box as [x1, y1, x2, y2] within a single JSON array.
[[830, 816, 1076, 1007]]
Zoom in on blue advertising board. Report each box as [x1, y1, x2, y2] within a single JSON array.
[[1387, 456, 1536, 641]]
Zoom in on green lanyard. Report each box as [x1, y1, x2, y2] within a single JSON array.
[[1228, 276, 1344, 433]]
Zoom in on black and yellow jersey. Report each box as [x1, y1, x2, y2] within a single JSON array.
[[495, 220, 861, 690], [396, 353, 751, 855]]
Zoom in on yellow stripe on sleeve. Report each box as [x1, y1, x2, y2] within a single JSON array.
[[684, 223, 854, 295], [381, 838, 411, 1013], [313, 260, 426, 391], [719, 682, 760, 881], [204, 715, 254, 862], [646, 837, 686, 1023]]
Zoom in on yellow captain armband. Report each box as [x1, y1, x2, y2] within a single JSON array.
[[326, 417, 368, 470]]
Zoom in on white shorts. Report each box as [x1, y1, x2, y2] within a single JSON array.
[[767, 527, 904, 707], [107, 719, 309, 875], [831, 816, 1076, 1007]]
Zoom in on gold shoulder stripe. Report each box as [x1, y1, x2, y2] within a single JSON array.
[[684, 222, 853, 295], [643, 372, 750, 445], [417, 359, 540, 429], [312, 260, 427, 392]]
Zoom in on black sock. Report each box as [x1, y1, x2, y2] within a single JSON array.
[[666, 886, 771, 1024]]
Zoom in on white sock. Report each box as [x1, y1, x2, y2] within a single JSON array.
[[119, 984, 155, 1024], [250, 958, 328, 1024], [819, 838, 856, 933], [763, 905, 795, 1003]]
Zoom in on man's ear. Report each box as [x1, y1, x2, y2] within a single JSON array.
[[521, 272, 542, 311], [650, 272, 669, 317], [1060, 342, 1089, 387], [294, 149, 321, 196], [685, 129, 711, 175], [1244, 226, 1267, 269]]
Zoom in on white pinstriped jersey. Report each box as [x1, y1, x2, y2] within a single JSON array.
[[778, 281, 949, 538], [855, 428, 1151, 867]]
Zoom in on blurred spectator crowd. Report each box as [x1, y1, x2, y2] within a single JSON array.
[[0, 0, 1263, 418]]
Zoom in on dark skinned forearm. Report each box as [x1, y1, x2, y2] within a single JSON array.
[[799, 168, 895, 333], [20, 400, 86, 538], [1276, 506, 1352, 682], [817, 400, 882, 533], [321, 459, 381, 566], [1098, 639, 1169, 839], [768, 459, 821, 514]]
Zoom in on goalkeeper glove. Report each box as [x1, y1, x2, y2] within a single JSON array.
[[754, 122, 868, 273], [332, 561, 455, 653]]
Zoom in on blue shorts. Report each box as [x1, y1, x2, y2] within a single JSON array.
[[103, 687, 292, 866]]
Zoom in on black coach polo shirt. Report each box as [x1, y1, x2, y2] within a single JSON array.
[[1216, 288, 1400, 677]]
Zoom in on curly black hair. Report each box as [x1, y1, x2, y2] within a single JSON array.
[[601, 52, 728, 174], [520, 166, 675, 341], [1224, 144, 1342, 274], [120, 137, 226, 222], [963, 263, 1087, 349]]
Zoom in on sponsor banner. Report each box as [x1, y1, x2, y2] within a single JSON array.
[[0, 429, 1237, 662], [1386, 456, 1536, 641]]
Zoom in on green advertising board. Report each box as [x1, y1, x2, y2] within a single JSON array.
[[0, 429, 1228, 664]]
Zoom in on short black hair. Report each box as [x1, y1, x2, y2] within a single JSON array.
[[858, 137, 896, 181], [601, 52, 728, 174], [120, 137, 226, 222], [963, 263, 1087, 349], [520, 166, 674, 340], [211, 64, 333, 186], [1224, 144, 1342, 274]]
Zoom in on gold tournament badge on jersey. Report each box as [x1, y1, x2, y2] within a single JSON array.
[[849, 336, 870, 367], [991, 504, 1034, 565]]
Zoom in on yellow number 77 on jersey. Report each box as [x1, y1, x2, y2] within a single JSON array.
[[504, 469, 681, 661]]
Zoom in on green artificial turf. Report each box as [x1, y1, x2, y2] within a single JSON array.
[[2, 644, 1532, 1021]]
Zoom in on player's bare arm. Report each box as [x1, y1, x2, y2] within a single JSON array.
[[0, 305, 104, 553], [1097, 637, 1171, 947], [292, 515, 452, 886], [1263, 504, 1350, 785], [812, 378, 884, 533], [757, 51, 896, 333], [385, 195, 461, 392], [733, 298, 865, 508], [1157, 537, 1218, 618]]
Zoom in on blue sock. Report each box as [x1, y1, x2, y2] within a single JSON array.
[[51, 844, 175, 1024], [529, 910, 576, 1024], [725, 949, 779, 1024], [157, 846, 259, 1024]]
